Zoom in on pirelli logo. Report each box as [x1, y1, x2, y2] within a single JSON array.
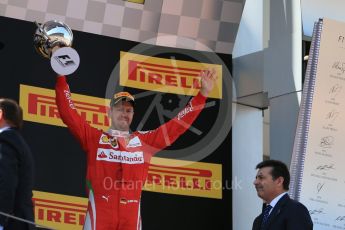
[[33, 191, 88, 230], [20, 84, 110, 130], [120, 51, 222, 99], [144, 157, 222, 199]]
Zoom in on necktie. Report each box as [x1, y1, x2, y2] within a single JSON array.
[[261, 204, 272, 229]]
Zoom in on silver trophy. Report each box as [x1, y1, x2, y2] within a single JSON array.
[[34, 20, 80, 75]]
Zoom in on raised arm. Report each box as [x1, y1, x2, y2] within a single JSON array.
[[139, 69, 218, 154], [55, 76, 96, 151]]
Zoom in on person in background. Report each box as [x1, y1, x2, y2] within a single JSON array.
[[0, 98, 35, 230], [252, 159, 313, 230]]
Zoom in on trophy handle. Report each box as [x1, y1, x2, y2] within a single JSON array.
[[34, 21, 50, 41]]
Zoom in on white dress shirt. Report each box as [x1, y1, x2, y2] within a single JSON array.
[[0, 126, 10, 133]]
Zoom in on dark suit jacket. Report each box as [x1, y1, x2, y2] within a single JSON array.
[[252, 194, 313, 230], [0, 128, 35, 230]]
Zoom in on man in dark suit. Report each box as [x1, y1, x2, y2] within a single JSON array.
[[0, 98, 35, 230], [252, 160, 313, 230]]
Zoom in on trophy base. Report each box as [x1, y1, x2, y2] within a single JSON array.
[[50, 47, 80, 75]]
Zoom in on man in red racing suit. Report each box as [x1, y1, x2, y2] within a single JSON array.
[[55, 69, 217, 230]]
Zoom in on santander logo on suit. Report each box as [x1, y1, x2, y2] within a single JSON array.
[[97, 134, 144, 164]]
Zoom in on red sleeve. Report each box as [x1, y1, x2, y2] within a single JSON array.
[[55, 76, 97, 152], [139, 92, 207, 155]]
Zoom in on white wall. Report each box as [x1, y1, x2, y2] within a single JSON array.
[[232, 104, 263, 230], [232, 0, 303, 228], [265, 0, 302, 166], [232, 0, 265, 228]]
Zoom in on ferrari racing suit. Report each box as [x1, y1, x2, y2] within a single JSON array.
[[55, 76, 207, 230]]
